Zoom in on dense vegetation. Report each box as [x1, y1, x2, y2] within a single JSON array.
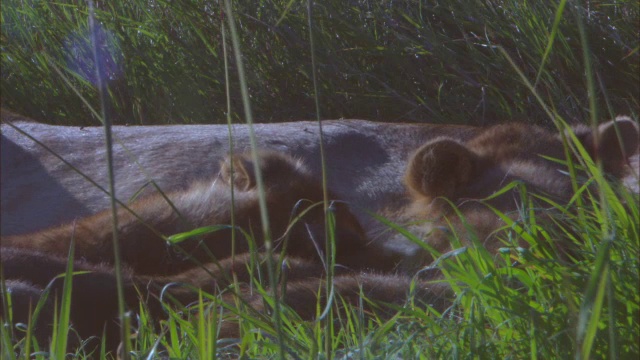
[[1, 0, 638, 125], [1, 1, 638, 359]]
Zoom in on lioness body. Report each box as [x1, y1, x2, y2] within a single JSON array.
[[1, 113, 638, 350], [1, 111, 477, 240], [4, 112, 637, 254]]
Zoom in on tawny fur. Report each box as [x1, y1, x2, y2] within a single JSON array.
[[1, 247, 448, 345], [2, 151, 369, 275], [217, 118, 639, 337], [2, 117, 638, 348], [397, 117, 639, 270]]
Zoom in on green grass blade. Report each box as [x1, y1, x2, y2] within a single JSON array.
[[576, 239, 611, 360]]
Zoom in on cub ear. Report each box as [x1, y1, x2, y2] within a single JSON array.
[[575, 117, 639, 176], [598, 116, 639, 162], [219, 154, 256, 191], [405, 138, 477, 201]]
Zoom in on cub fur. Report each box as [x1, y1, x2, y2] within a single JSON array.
[[218, 116, 639, 337], [0, 247, 447, 346], [2, 151, 369, 275], [399, 117, 639, 270]]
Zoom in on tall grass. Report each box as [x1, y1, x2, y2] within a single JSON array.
[[1, 0, 638, 125], [1, 0, 639, 359]]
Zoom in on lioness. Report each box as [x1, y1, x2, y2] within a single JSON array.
[[1, 109, 478, 237], [1, 116, 637, 350]]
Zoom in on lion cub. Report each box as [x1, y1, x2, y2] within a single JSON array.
[[399, 117, 639, 270], [2, 151, 368, 275], [218, 117, 639, 337]]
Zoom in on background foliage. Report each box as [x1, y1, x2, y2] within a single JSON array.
[[1, 0, 638, 126]]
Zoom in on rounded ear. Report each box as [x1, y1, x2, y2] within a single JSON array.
[[576, 117, 639, 176], [405, 138, 477, 201], [598, 117, 639, 158], [219, 154, 256, 191]]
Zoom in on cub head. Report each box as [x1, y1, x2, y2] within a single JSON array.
[[403, 117, 638, 268], [219, 150, 368, 266]]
